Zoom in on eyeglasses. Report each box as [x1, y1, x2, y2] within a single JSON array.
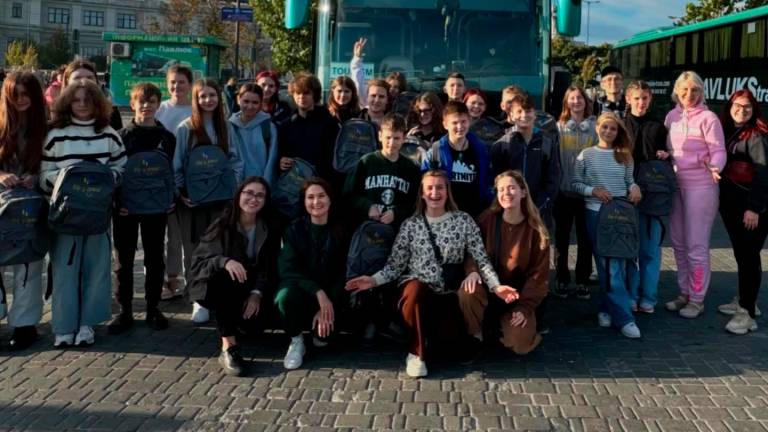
[[733, 102, 753, 111], [418, 108, 433, 115], [242, 190, 266, 200]]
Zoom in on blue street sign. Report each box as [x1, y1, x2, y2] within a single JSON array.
[[221, 7, 253, 22]]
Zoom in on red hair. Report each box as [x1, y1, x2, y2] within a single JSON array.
[[462, 88, 487, 105], [720, 89, 768, 141], [256, 70, 281, 112]]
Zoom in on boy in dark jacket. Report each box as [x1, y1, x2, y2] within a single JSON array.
[[491, 90, 560, 229], [108, 83, 176, 334]]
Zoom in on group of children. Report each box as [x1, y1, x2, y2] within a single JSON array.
[[0, 59, 766, 378]]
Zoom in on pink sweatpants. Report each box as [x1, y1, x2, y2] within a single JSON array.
[[669, 186, 719, 303]]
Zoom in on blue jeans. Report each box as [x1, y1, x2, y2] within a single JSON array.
[[585, 209, 635, 329], [628, 214, 662, 308]]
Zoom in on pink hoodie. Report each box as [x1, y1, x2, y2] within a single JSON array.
[[664, 103, 726, 188]]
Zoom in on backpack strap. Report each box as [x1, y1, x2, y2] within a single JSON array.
[[260, 121, 272, 161], [421, 214, 444, 264]]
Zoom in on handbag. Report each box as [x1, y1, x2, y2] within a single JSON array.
[[725, 160, 755, 185], [422, 215, 464, 292]]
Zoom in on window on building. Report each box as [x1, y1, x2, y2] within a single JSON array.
[[81, 46, 105, 59], [11, 2, 22, 18], [674, 36, 686, 65], [649, 40, 670, 67], [741, 20, 766, 58], [48, 7, 70, 24], [83, 10, 105, 27], [703, 27, 732, 62], [117, 13, 137, 29]]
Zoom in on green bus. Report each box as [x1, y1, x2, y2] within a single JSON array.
[[612, 5, 768, 117], [284, 0, 582, 113]]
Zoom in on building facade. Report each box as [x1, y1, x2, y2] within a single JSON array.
[[0, 0, 164, 67]]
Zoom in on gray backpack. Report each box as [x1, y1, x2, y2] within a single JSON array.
[[595, 198, 639, 259], [48, 161, 115, 235], [333, 118, 379, 173], [635, 160, 676, 217], [0, 187, 49, 266], [346, 221, 396, 279], [120, 150, 175, 214], [186, 144, 236, 206]]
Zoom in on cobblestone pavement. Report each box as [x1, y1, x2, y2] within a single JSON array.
[[2, 216, 768, 432]]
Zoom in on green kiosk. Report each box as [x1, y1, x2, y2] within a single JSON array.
[[103, 33, 228, 106]]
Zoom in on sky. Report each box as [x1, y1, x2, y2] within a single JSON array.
[[574, 0, 692, 45]]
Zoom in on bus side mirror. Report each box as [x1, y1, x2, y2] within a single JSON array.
[[556, 0, 582, 37], [285, 0, 310, 29]]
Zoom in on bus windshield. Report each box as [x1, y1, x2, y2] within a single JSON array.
[[330, 0, 538, 91]]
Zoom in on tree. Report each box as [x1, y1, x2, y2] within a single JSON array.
[[677, 0, 768, 25], [250, 0, 315, 73], [39, 28, 72, 69], [4, 40, 38, 69], [551, 36, 612, 85]]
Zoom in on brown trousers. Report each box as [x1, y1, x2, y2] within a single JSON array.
[[399, 280, 465, 360], [458, 287, 541, 355]]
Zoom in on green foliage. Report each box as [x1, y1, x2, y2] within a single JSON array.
[[4, 40, 38, 69], [39, 28, 71, 69], [250, 0, 315, 73], [677, 0, 768, 25], [551, 37, 612, 85]]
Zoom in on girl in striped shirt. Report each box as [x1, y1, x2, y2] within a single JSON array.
[[572, 112, 642, 339]]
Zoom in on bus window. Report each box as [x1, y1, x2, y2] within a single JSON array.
[[629, 44, 646, 77], [674, 36, 686, 65], [621, 48, 631, 76], [650, 40, 670, 68], [692, 33, 700, 64], [703, 26, 732, 63], [741, 20, 766, 58]]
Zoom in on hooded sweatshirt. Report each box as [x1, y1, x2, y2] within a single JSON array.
[[664, 103, 726, 189], [229, 111, 278, 186]]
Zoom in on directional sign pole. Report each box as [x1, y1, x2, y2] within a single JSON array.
[[234, 0, 241, 78]]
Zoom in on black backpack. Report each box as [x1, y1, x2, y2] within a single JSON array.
[[120, 150, 175, 214], [400, 135, 429, 166], [346, 221, 396, 279], [333, 118, 379, 173], [185, 144, 237, 206], [635, 160, 676, 217], [274, 158, 317, 220], [469, 117, 506, 155], [48, 161, 115, 235], [0, 187, 49, 266], [595, 198, 639, 259], [392, 91, 418, 118]]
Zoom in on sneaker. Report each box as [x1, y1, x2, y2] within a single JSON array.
[[679, 302, 704, 319], [191, 302, 209, 324], [665, 296, 688, 312], [283, 336, 305, 370], [219, 346, 245, 376], [725, 306, 758, 335], [553, 283, 571, 298], [74, 326, 95, 346], [638, 303, 655, 314], [575, 284, 591, 300], [620, 322, 642, 339], [107, 312, 134, 335], [378, 321, 408, 344], [405, 353, 428, 378], [54, 333, 74, 348], [597, 312, 612, 328], [719, 297, 762, 316], [312, 336, 329, 348], [9, 326, 37, 351], [146, 308, 169, 331]]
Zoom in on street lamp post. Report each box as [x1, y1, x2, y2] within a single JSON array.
[[585, 0, 600, 46], [234, 0, 241, 78]]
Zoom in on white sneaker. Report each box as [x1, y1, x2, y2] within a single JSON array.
[[597, 312, 612, 328], [54, 333, 74, 348], [620, 322, 641, 339], [283, 336, 305, 370], [74, 326, 94, 346], [719, 297, 762, 316], [312, 336, 329, 348], [405, 353, 427, 378], [725, 306, 759, 335], [191, 302, 210, 324]]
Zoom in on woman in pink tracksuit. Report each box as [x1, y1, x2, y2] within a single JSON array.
[[664, 71, 726, 319]]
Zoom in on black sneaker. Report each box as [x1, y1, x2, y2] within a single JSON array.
[[9, 326, 37, 351], [219, 346, 245, 376], [553, 283, 571, 298], [107, 312, 134, 335], [575, 284, 591, 300], [146, 308, 169, 331], [458, 336, 484, 366]]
